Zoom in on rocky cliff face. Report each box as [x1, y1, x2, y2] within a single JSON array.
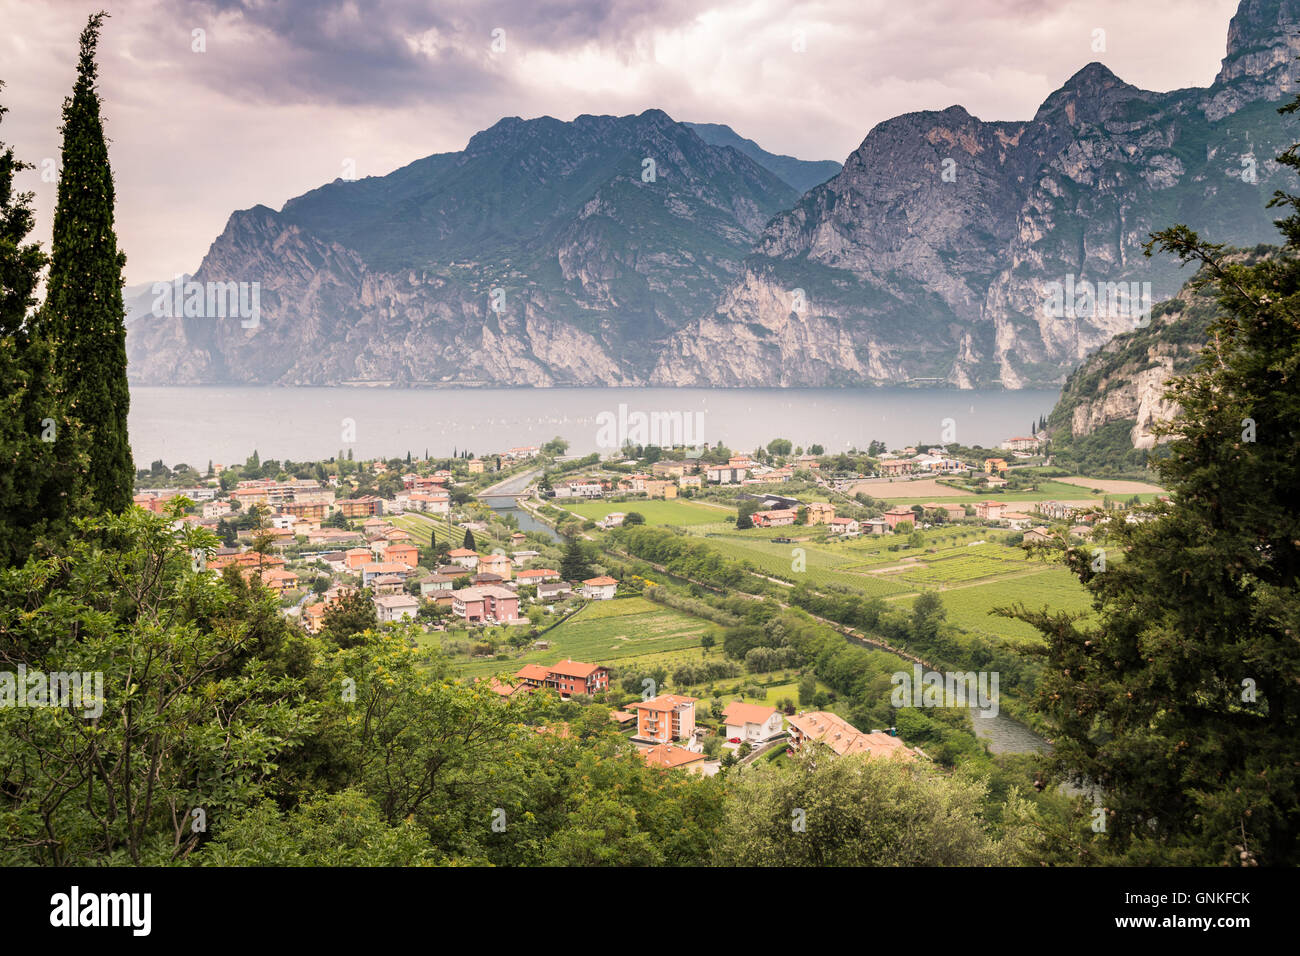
[[1067, 355, 1183, 450], [1041, 248, 1273, 473], [652, 0, 1300, 388], [128, 111, 798, 386], [129, 1, 1300, 389]]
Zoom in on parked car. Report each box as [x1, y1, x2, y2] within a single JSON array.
[[728, 737, 741, 744]]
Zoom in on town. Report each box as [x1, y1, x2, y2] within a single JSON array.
[[130, 431, 1163, 775]]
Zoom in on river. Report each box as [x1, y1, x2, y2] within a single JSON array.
[[970, 711, 1050, 755], [126, 385, 1058, 467], [478, 468, 560, 542]]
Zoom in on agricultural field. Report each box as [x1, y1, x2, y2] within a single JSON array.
[[889, 566, 1096, 645], [557, 498, 733, 526], [387, 513, 449, 547], [454, 595, 720, 678], [680, 519, 1094, 645], [877, 480, 1123, 507], [688, 531, 915, 597], [1054, 476, 1166, 495]]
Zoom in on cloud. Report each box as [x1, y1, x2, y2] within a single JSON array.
[[0, 0, 1241, 283]]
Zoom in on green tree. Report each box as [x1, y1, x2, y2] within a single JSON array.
[[1004, 104, 1300, 866], [736, 499, 759, 530], [37, 13, 132, 515], [0, 86, 87, 566], [910, 590, 946, 646], [623, 511, 645, 526], [714, 749, 1028, 865], [560, 540, 592, 581], [0, 508, 313, 864], [200, 790, 441, 866], [320, 588, 379, 648], [462, 529, 476, 551], [797, 671, 817, 706]]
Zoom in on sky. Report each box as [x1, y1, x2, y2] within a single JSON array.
[[1, 0, 1242, 285]]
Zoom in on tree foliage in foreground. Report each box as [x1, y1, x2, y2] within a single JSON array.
[[1004, 96, 1300, 866], [714, 749, 1031, 866]]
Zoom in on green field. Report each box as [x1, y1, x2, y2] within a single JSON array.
[[878, 480, 1113, 506], [388, 513, 456, 548], [890, 566, 1095, 644], [689, 532, 914, 597], [558, 498, 733, 526], [676, 519, 1095, 645], [547, 477, 1110, 649], [455, 596, 721, 678]]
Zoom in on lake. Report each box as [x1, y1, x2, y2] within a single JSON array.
[[126, 385, 1059, 468]]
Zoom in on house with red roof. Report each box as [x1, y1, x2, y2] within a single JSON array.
[[751, 508, 797, 528], [582, 576, 618, 600], [639, 743, 708, 772], [722, 702, 784, 743], [448, 548, 480, 570], [882, 506, 918, 530], [516, 568, 560, 585], [786, 711, 917, 761], [513, 659, 611, 697], [631, 695, 697, 744]]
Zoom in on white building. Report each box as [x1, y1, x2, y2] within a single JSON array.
[[408, 492, 451, 515], [722, 702, 785, 744], [582, 576, 618, 600], [554, 482, 604, 499], [373, 593, 419, 623]]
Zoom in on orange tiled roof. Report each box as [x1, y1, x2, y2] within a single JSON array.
[[723, 701, 779, 726], [787, 711, 915, 761], [548, 659, 601, 679], [631, 694, 697, 712], [640, 743, 706, 769]]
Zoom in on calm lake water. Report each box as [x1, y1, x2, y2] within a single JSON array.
[[127, 386, 1058, 467]]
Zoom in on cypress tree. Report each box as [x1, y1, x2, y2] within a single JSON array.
[[38, 12, 132, 514], [0, 85, 87, 566], [560, 540, 592, 581]]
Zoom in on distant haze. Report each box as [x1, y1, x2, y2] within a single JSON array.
[[126, 385, 1059, 466]]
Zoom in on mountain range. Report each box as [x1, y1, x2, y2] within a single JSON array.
[[126, 0, 1300, 389]]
